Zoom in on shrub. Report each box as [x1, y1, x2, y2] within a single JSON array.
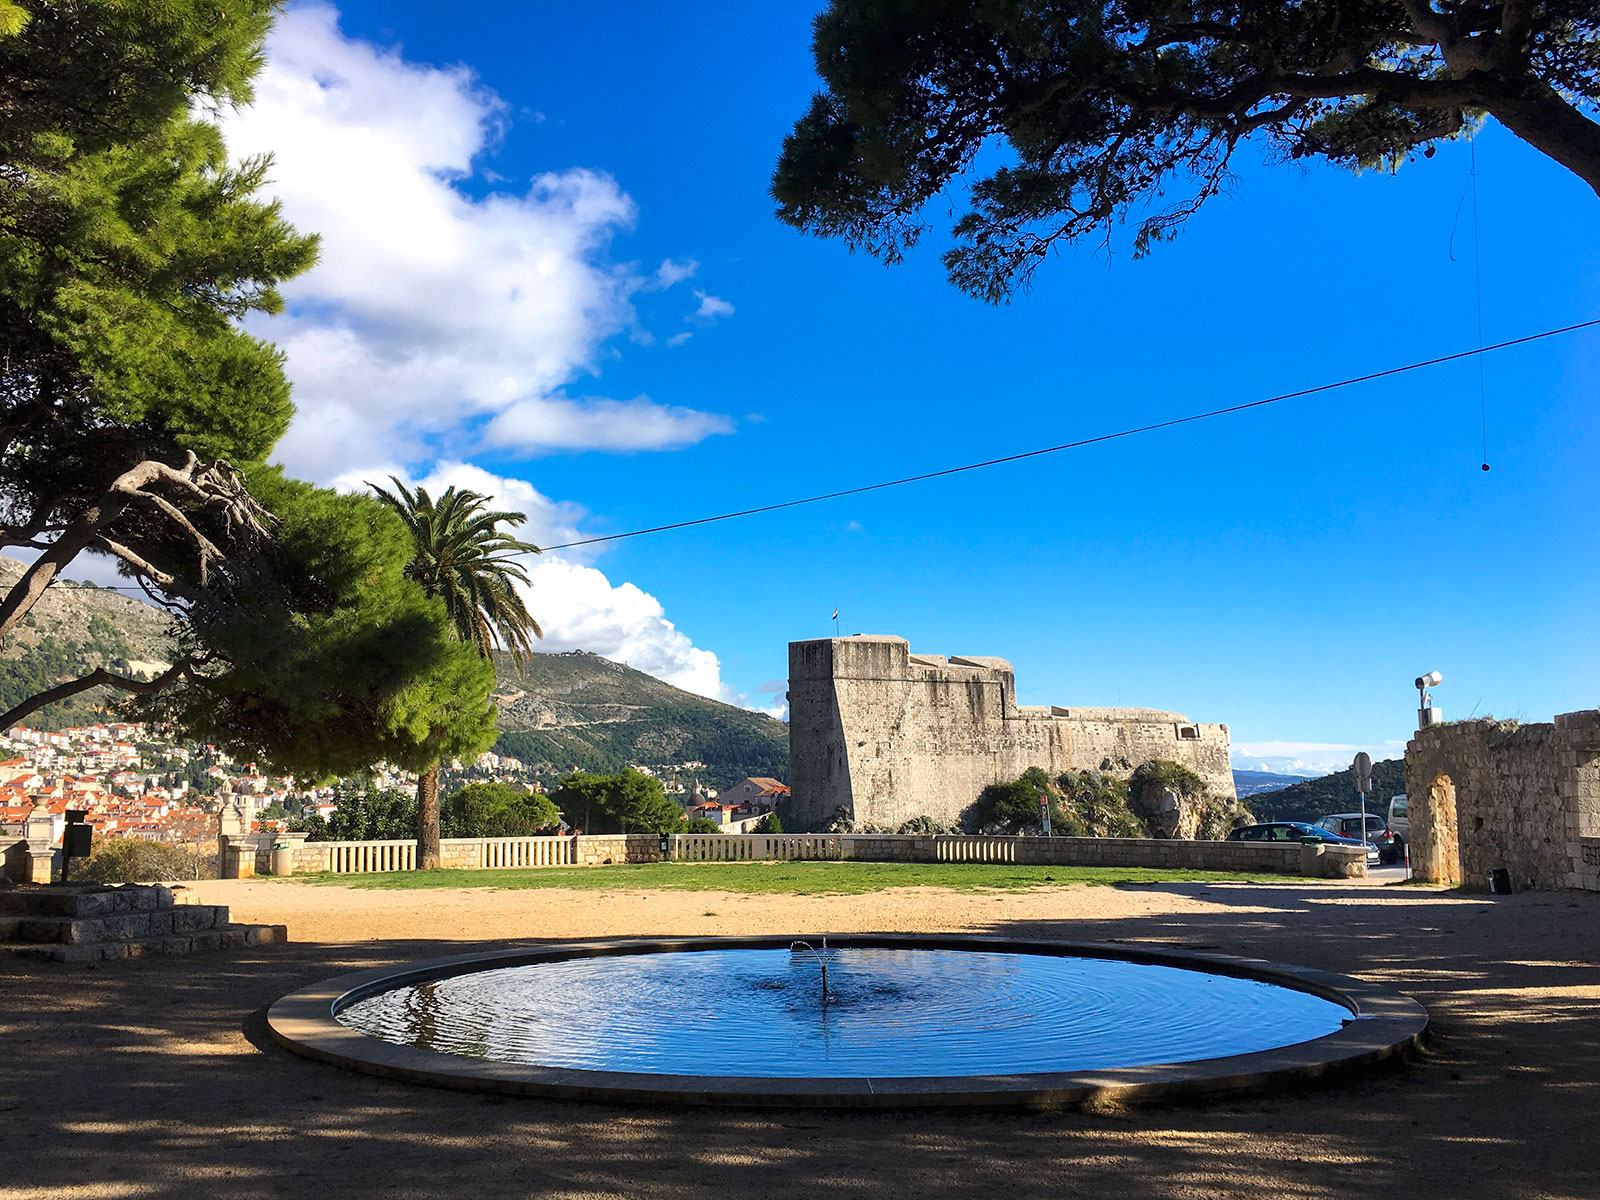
[[442, 782, 560, 838], [896, 815, 947, 835], [975, 768, 1084, 836], [752, 812, 784, 834], [291, 786, 416, 842], [79, 838, 213, 883], [683, 817, 724, 834], [1056, 771, 1146, 838], [1196, 794, 1256, 840], [551, 768, 685, 834]]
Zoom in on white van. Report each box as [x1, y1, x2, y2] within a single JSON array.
[[1388, 794, 1409, 840]]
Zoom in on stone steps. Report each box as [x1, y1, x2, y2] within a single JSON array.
[[4, 923, 287, 963], [0, 882, 287, 963]]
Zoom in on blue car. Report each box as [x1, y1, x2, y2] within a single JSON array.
[[1227, 822, 1381, 865]]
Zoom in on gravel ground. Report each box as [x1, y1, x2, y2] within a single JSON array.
[[3, 875, 1597, 1200]]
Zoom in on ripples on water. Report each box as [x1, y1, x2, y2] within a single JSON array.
[[336, 948, 1350, 1078]]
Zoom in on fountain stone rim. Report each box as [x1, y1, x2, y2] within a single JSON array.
[[266, 934, 1427, 1109]]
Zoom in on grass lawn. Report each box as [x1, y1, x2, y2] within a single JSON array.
[[293, 861, 1300, 895]]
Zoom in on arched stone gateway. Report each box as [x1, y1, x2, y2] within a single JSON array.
[[1404, 710, 1600, 892]]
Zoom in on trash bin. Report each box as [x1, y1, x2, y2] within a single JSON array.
[[1489, 867, 1513, 895], [269, 840, 295, 877]]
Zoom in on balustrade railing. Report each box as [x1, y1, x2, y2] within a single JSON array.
[[264, 829, 1305, 877]]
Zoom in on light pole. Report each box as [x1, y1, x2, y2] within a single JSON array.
[[1415, 671, 1443, 728]]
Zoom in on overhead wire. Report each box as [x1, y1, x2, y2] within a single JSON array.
[[1468, 128, 1491, 470], [542, 316, 1600, 552], [17, 314, 1599, 584]]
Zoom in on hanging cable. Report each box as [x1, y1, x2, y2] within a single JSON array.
[[16, 315, 1598, 581], [544, 317, 1599, 552], [1469, 128, 1491, 471]]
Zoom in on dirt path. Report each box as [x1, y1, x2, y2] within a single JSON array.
[[4, 877, 1597, 1200], [183, 876, 1288, 943]]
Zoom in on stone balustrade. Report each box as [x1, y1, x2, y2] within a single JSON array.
[[226, 830, 1313, 877]]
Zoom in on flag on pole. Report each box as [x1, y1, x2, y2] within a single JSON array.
[[831, 608, 839, 620]]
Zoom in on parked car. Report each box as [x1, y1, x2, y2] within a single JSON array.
[[1227, 822, 1381, 866], [1314, 813, 1405, 864], [1388, 794, 1409, 841]]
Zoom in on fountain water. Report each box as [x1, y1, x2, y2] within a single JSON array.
[[269, 934, 1429, 1108], [788, 937, 831, 1004]]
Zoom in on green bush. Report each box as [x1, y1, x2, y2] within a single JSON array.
[[752, 812, 784, 834], [683, 816, 724, 834], [1056, 771, 1146, 838], [79, 838, 213, 883], [442, 782, 560, 838], [895, 815, 946, 834], [974, 767, 1085, 836], [551, 768, 685, 834], [291, 786, 416, 842]]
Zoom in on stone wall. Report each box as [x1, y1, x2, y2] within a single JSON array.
[[788, 635, 1234, 832], [1404, 709, 1600, 891]]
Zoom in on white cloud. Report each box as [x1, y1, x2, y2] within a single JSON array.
[[690, 290, 735, 323], [354, 464, 753, 707], [481, 393, 730, 454], [666, 332, 693, 348], [210, 7, 767, 715], [223, 3, 730, 480], [653, 258, 698, 288], [1230, 740, 1409, 778]]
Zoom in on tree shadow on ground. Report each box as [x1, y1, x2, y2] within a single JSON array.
[[2, 883, 1596, 1199]]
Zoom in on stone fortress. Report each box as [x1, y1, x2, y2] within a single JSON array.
[[787, 635, 1235, 832]]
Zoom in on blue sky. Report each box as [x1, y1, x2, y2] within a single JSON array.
[[190, 3, 1600, 774]]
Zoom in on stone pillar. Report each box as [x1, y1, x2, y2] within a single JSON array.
[[217, 802, 254, 879], [24, 806, 56, 884]]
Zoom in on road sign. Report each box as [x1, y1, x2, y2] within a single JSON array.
[[1038, 792, 1052, 837], [1354, 752, 1372, 794]]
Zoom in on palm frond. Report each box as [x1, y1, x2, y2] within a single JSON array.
[[370, 479, 544, 666]]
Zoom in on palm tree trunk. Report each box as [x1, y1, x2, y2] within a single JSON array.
[[416, 762, 442, 870]]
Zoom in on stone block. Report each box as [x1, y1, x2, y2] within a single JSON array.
[[189, 930, 223, 953], [171, 907, 213, 933], [19, 917, 69, 943], [64, 891, 116, 918]]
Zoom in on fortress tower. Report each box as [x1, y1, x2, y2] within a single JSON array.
[[787, 635, 1234, 831]]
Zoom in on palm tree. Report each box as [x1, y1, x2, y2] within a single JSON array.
[[370, 477, 542, 869]]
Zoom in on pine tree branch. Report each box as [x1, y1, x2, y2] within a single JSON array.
[[0, 659, 195, 731]]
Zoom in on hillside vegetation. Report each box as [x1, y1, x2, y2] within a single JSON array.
[[491, 651, 788, 790], [0, 559, 791, 787], [1247, 758, 1406, 825], [0, 556, 175, 728]]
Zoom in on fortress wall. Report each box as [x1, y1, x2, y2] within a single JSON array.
[[788, 635, 1235, 831], [1053, 717, 1235, 801]]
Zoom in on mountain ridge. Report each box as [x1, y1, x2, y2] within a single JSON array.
[[0, 557, 789, 787]]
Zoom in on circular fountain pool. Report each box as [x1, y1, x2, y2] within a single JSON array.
[[268, 935, 1426, 1108]]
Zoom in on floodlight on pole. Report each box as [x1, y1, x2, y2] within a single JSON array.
[[1415, 671, 1443, 728]]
